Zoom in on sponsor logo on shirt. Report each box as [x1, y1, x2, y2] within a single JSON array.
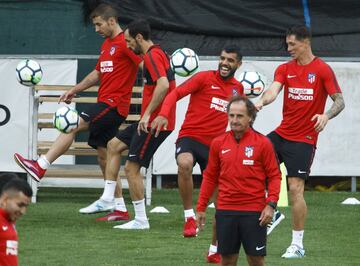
[[308, 73, 316, 84], [245, 146, 254, 158], [6, 240, 18, 256], [243, 159, 254, 165], [210, 97, 228, 113], [100, 61, 113, 73], [288, 87, 313, 101]]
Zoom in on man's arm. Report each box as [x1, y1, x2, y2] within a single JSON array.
[[311, 93, 345, 132], [138, 76, 169, 134], [255, 81, 283, 111], [59, 69, 100, 103]]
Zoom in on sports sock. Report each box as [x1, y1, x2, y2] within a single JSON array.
[[37, 155, 50, 170], [291, 230, 304, 249], [100, 180, 116, 202], [184, 209, 195, 221], [115, 197, 127, 212], [133, 199, 147, 221], [208, 244, 218, 255]]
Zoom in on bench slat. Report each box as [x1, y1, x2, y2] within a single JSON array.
[[38, 122, 132, 130], [35, 85, 143, 94], [38, 113, 140, 121], [38, 96, 142, 104], [37, 141, 129, 156], [44, 164, 125, 178]]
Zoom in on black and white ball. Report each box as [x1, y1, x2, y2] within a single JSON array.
[[16, 59, 43, 86], [236, 71, 266, 98], [53, 106, 79, 133], [170, 48, 199, 77]]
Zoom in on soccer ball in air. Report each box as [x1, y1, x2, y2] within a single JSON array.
[[170, 48, 199, 77], [235, 71, 266, 98], [53, 106, 79, 133], [15, 59, 43, 86]]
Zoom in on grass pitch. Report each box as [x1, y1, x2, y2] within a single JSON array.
[[18, 188, 360, 265]]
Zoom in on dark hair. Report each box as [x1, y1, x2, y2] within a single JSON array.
[[227, 95, 257, 125], [126, 19, 151, 40], [89, 3, 119, 21], [286, 25, 311, 41], [0, 173, 19, 192], [1, 178, 33, 198], [222, 45, 243, 61]]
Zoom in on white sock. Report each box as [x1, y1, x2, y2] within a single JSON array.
[[291, 230, 304, 249], [100, 180, 116, 202], [133, 199, 147, 221], [184, 209, 195, 221], [37, 155, 50, 170], [115, 197, 127, 212], [208, 244, 218, 255]]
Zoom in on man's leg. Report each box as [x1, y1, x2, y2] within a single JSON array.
[[113, 160, 149, 229], [14, 118, 88, 182], [95, 138, 130, 221], [177, 152, 198, 237], [221, 254, 238, 266], [177, 152, 195, 210], [281, 176, 306, 258], [80, 137, 129, 218], [207, 190, 220, 264], [246, 255, 265, 266]]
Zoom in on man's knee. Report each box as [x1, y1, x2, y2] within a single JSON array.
[[288, 177, 305, 201], [177, 154, 194, 176], [107, 137, 126, 155], [124, 161, 140, 178]]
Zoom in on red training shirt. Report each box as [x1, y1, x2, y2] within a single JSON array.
[[159, 70, 244, 146], [95, 32, 142, 117], [142, 45, 176, 130], [0, 209, 18, 266], [274, 57, 342, 145], [197, 128, 281, 212]]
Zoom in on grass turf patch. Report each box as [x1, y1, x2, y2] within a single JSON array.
[[18, 188, 360, 265]]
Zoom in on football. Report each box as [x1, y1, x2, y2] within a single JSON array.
[[53, 106, 79, 133], [236, 71, 266, 98], [170, 48, 199, 77], [15, 59, 43, 86]]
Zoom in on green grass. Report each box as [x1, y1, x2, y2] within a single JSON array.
[[18, 189, 360, 266]]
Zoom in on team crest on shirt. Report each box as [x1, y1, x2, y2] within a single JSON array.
[[232, 88, 238, 95], [110, 46, 116, 56], [308, 73, 316, 84], [244, 146, 254, 158]]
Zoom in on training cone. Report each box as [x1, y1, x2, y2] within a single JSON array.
[[277, 163, 289, 207]]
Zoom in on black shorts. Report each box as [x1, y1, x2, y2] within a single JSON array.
[[175, 137, 209, 172], [116, 123, 172, 168], [216, 210, 267, 256], [79, 102, 125, 149], [267, 131, 316, 179]]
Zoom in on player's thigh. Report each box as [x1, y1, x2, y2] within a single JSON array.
[[240, 213, 267, 257], [282, 140, 315, 179], [107, 135, 129, 154], [127, 129, 172, 168], [216, 211, 241, 256], [267, 131, 284, 163]]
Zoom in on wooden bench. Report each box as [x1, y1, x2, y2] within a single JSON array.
[[28, 85, 153, 205]]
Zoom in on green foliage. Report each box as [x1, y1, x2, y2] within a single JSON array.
[[18, 189, 360, 265]]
